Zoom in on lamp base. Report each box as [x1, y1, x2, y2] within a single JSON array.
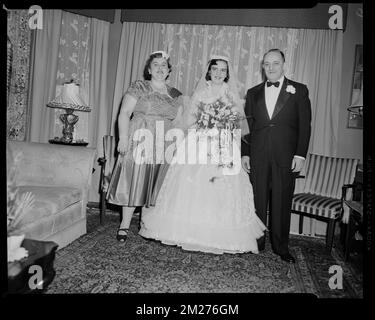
[[59, 109, 79, 143]]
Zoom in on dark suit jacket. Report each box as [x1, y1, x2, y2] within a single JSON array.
[[241, 78, 311, 167]]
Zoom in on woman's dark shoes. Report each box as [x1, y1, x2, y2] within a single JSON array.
[[116, 228, 129, 242], [279, 252, 295, 264]]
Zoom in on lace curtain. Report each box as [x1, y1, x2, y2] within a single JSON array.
[[7, 10, 32, 141], [53, 11, 91, 142], [159, 24, 298, 98]]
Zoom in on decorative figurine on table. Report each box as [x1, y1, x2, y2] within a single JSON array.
[[60, 110, 79, 143]]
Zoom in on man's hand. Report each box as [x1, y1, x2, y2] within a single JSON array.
[[291, 156, 305, 172], [241, 156, 250, 173]]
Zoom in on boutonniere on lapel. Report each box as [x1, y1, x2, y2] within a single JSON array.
[[286, 85, 296, 94]]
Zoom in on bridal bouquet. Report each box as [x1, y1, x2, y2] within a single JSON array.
[[194, 95, 243, 169], [195, 96, 243, 131]]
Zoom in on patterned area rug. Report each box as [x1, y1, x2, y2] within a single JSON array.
[[45, 208, 362, 297]]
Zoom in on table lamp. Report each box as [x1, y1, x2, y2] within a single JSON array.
[[47, 80, 91, 143]]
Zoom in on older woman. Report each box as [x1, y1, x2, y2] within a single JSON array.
[[107, 50, 182, 242]]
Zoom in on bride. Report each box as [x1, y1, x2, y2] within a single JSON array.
[[139, 55, 266, 254]]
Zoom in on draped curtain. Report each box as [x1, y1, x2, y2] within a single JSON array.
[[292, 29, 343, 156], [110, 22, 161, 136], [87, 19, 110, 201], [28, 10, 62, 143]]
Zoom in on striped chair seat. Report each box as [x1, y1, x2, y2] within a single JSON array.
[[292, 153, 359, 253], [292, 194, 342, 220]]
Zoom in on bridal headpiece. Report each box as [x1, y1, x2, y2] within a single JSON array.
[[209, 54, 230, 63], [150, 50, 170, 60]]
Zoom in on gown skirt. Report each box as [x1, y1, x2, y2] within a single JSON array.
[[139, 134, 267, 254]]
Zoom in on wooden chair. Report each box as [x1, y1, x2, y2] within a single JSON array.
[[98, 135, 116, 225], [292, 153, 359, 253], [340, 168, 363, 261]]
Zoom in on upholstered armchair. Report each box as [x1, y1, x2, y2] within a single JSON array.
[[7, 140, 96, 249]]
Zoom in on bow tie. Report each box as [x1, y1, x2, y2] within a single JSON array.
[[266, 81, 280, 88]]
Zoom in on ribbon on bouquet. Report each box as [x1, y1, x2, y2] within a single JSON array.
[[217, 122, 236, 168]]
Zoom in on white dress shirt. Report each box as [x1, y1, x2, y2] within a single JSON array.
[[265, 76, 305, 162], [265, 75, 284, 119]]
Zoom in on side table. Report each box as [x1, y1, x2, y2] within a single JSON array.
[[49, 139, 88, 146], [7, 238, 58, 294]]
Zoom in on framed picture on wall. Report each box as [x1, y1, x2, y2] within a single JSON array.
[[347, 44, 363, 129]]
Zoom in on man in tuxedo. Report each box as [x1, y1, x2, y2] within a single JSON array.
[[241, 49, 311, 263]]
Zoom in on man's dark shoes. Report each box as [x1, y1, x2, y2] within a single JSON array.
[[116, 228, 129, 242], [279, 252, 295, 264]]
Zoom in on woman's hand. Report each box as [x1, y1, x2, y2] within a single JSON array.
[[117, 138, 128, 155]]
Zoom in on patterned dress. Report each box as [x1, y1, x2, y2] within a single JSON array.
[[106, 80, 182, 207]]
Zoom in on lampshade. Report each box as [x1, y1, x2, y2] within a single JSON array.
[[47, 82, 91, 112]]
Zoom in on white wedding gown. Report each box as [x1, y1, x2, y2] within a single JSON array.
[[139, 84, 266, 254]]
